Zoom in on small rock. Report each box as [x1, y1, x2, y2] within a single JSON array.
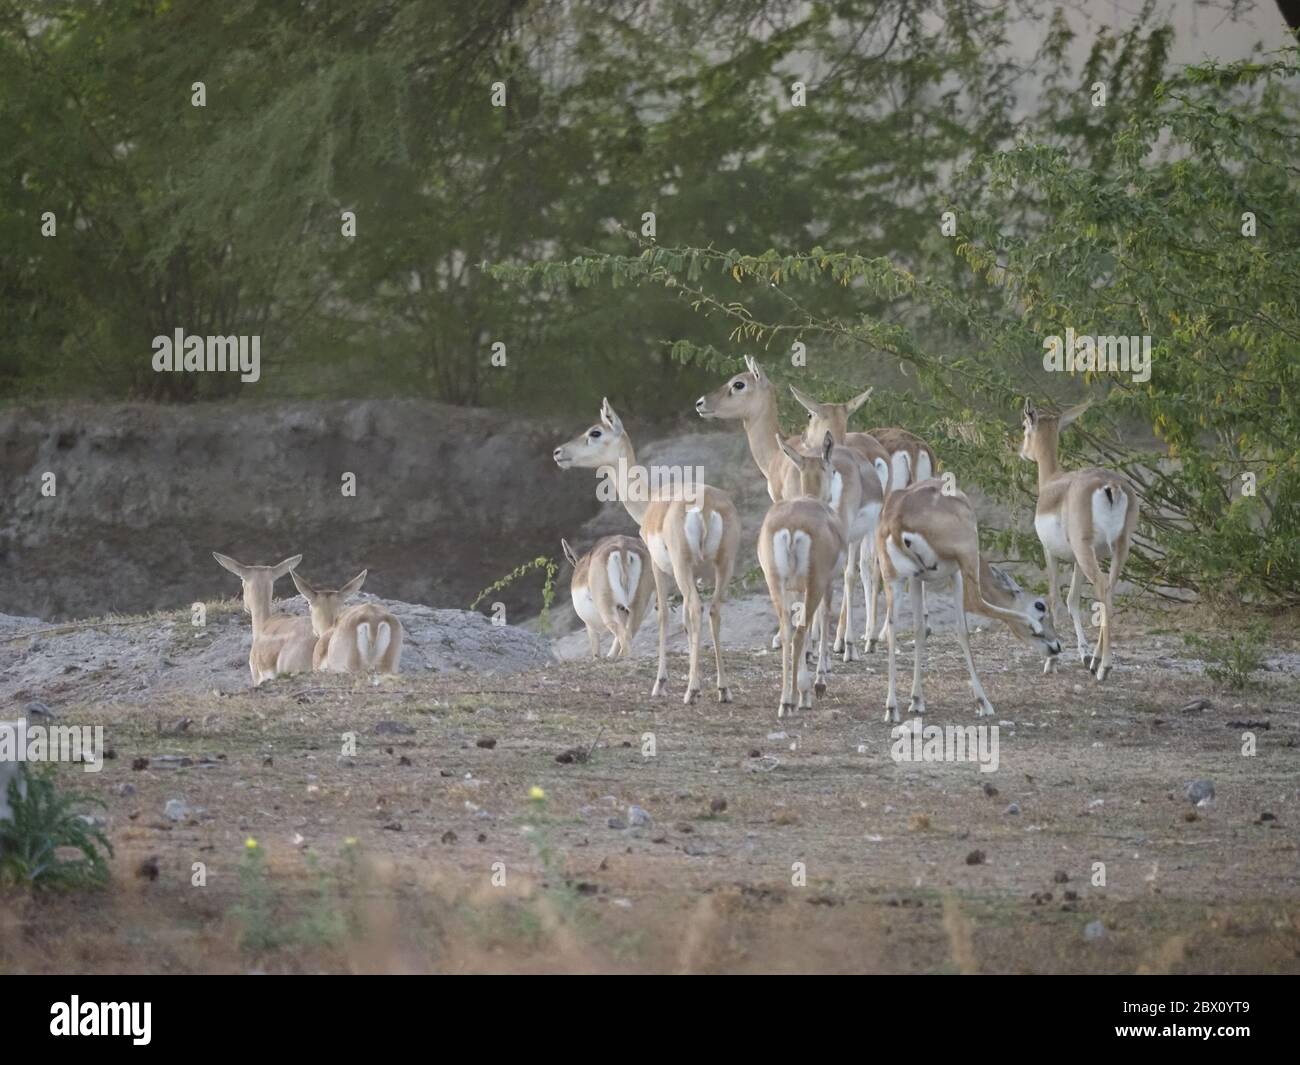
[[982, 782, 999, 797], [1064, 890, 1079, 901], [136, 856, 160, 881], [373, 720, 416, 736], [965, 849, 985, 866], [627, 805, 651, 828], [607, 817, 627, 830], [1053, 870, 1069, 884], [1180, 698, 1212, 713], [132, 757, 149, 771], [476, 737, 497, 749], [1005, 803, 1021, 815], [710, 797, 727, 814], [336, 756, 355, 768], [398, 755, 412, 766], [383, 821, 403, 832], [440, 830, 457, 844], [262, 756, 273, 767], [1183, 779, 1215, 805], [117, 783, 136, 797], [749, 748, 762, 758], [24, 700, 54, 718], [1259, 811, 1276, 822], [1083, 920, 1106, 941], [163, 799, 191, 822]]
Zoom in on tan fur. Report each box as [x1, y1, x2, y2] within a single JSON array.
[[1021, 398, 1140, 681], [290, 569, 402, 675], [757, 434, 847, 717], [875, 481, 1061, 722], [561, 534, 653, 658], [212, 552, 315, 686], [696, 358, 883, 660], [554, 400, 741, 704]]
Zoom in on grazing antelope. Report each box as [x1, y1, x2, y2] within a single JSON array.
[[554, 400, 741, 703], [877, 481, 1062, 722], [790, 386, 941, 650], [290, 569, 402, 674], [695, 357, 881, 661], [1021, 399, 1138, 681], [212, 552, 315, 685], [561, 535, 653, 658], [758, 433, 848, 717]]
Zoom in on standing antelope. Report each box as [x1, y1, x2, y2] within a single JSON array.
[[789, 385, 941, 650], [758, 433, 848, 717], [1021, 399, 1138, 681], [290, 569, 403, 674], [877, 481, 1062, 722], [553, 400, 741, 703], [212, 552, 315, 685], [561, 535, 653, 658], [695, 357, 880, 661]]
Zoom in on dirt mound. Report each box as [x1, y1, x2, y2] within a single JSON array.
[[0, 597, 553, 708]]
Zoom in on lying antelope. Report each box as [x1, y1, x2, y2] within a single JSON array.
[[561, 535, 653, 658], [1021, 399, 1138, 681], [758, 433, 848, 717], [212, 552, 315, 685], [790, 385, 940, 650], [695, 357, 880, 661], [290, 569, 402, 674], [877, 481, 1062, 722], [554, 400, 741, 703]]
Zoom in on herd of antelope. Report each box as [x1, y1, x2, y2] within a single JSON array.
[[555, 358, 1138, 721], [213, 358, 1137, 722]]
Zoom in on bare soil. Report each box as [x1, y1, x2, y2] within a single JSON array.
[[2, 603, 1298, 974]]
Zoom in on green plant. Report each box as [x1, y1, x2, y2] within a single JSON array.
[[1184, 622, 1269, 690], [0, 768, 113, 890], [231, 837, 359, 953], [470, 556, 560, 632]]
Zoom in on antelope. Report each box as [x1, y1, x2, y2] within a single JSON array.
[[212, 552, 315, 685], [695, 357, 881, 661], [1021, 399, 1138, 681], [560, 535, 653, 658], [758, 433, 848, 717], [290, 569, 403, 674], [554, 400, 741, 703], [877, 481, 1062, 722], [790, 385, 941, 650]]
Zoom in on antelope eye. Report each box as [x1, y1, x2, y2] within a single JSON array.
[[1034, 600, 1046, 613], [732, 380, 745, 391], [589, 429, 602, 439]]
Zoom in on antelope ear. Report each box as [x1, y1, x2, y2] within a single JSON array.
[[788, 384, 821, 416], [290, 569, 315, 600], [339, 570, 368, 599], [1023, 398, 1037, 423], [560, 538, 580, 568], [212, 552, 247, 579], [846, 387, 873, 414], [776, 434, 803, 466], [821, 431, 835, 464], [1059, 398, 1093, 429], [270, 554, 303, 580], [743, 355, 766, 383], [599, 398, 623, 434]]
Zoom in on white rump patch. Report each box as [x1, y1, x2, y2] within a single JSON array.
[[1091, 485, 1128, 552], [703, 510, 724, 559], [885, 535, 921, 579], [684, 506, 706, 561], [772, 528, 811, 581], [915, 450, 933, 482], [572, 584, 599, 625], [646, 532, 672, 573], [829, 471, 843, 513], [374, 621, 392, 663], [1034, 511, 1072, 558], [606, 551, 642, 609], [356, 622, 373, 661], [890, 451, 911, 490], [874, 457, 890, 493]]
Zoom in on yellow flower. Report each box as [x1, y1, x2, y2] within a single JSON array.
[[528, 786, 546, 801], [344, 837, 358, 847], [244, 837, 259, 851]]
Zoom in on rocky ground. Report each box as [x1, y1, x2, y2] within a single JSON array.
[[1, 593, 1297, 974]]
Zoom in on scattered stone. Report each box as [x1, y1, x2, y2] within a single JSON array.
[[1083, 920, 1106, 941], [1064, 890, 1079, 902], [440, 830, 457, 844], [373, 720, 416, 736], [1183, 779, 1215, 805], [1184, 810, 1199, 823], [627, 805, 651, 828], [398, 755, 412, 766], [336, 755, 355, 768], [1226, 719, 1269, 730], [607, 817, 627, 830], [475, 737, 497, 749], [476, 832, 486, 842], [163, 799, 191, 822], [262, 756, 273, 767], [710, 797, 727, 814], [675, 822, 694, 833], [982, 782, 999, 798], [1053, 870, 1069, 884], [1180, 698, 1212, 713], [766, 731, 788, 741], [556, 746, 589, 764], [440, 769, 453, 777], [965, 849, 985, 866], [161, 717, 192, 736], [136, 856, 160, 881], [909, 813, 931, 832], [1257, 811, 1277, 824], [748, 748, 761, 758], [24, 700, 54, 718], [132, 757, 149, 771], [117, 783, 136, 797], [1005, 803, 1021, 816], [383, 821, 403, 832]]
